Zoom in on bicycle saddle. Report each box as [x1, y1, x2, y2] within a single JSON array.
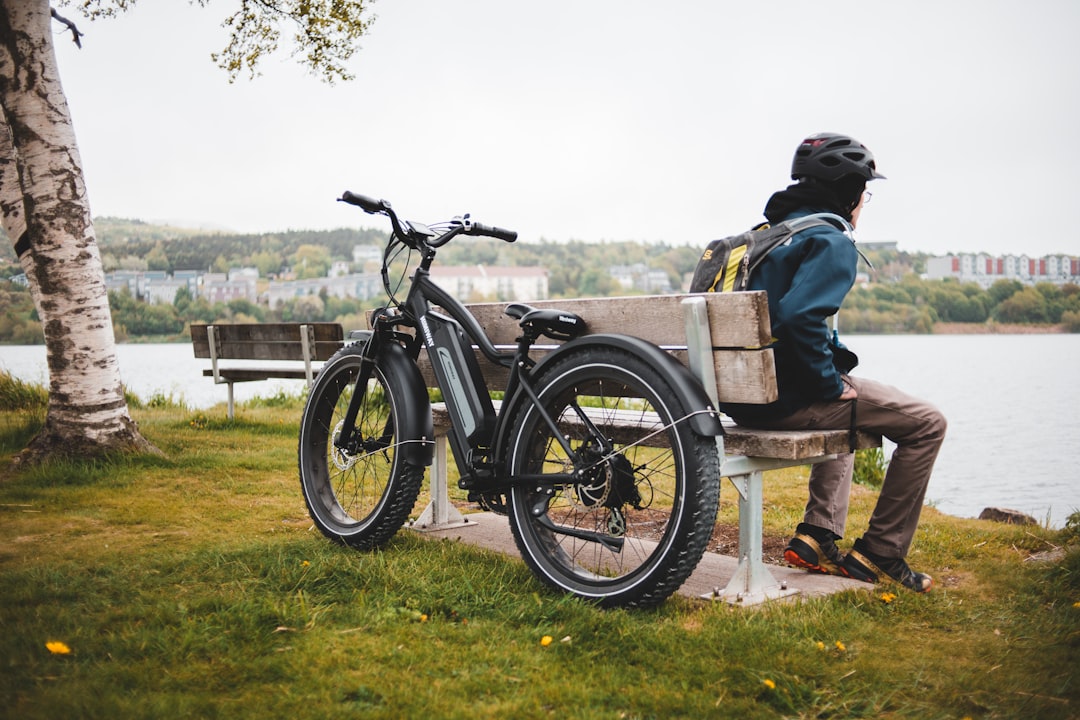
[[504, 304, 586, 341]]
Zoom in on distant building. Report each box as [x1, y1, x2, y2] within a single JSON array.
[[609, 263, 673, 294], [229, 267, 259, 284], [97, 261, 548, 309], [352, 244, 382, 265], [858, 241, 899, 252], [144, 277, 190, 304], [926, 253, 1079, 288], [105, 270, 183, 302], [198, 271, 256, 304], [105, 270, 142, 297], [265, 273, 382, 308], [428, 265, 549, 302]]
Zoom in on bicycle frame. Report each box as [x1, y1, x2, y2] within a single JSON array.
[[337, 222, 574, 495], [332, 192, 722, 499]]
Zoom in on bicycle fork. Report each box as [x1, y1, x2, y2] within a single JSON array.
[[333, 330, 385, 458]]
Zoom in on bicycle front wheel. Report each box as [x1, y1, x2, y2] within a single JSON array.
[[506, 346, 720, 608], [298, 344, 424, 550]]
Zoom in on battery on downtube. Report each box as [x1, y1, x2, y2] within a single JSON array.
[[419, 311, 497, 448]]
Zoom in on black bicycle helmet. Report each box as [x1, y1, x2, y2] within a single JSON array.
[[791, 132, 886, 182]]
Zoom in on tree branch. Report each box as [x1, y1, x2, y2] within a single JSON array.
[[50, 8, 83, 48]]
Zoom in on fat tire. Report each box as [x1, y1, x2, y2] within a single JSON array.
[[506, 346, 720, 608], [298, 344, 424, 550]]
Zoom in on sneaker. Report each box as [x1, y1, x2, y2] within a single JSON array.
[[784, 531, 849, 577], [843, 540, 933, 593]]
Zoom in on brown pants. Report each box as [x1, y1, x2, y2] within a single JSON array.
[[740, 376, 947, 558]]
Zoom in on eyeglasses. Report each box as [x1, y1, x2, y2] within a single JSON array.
[[863, 191, 873, 205]]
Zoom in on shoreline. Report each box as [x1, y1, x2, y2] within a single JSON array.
[[929, 322, 1066, 335], [2, 322, 1073, 346]]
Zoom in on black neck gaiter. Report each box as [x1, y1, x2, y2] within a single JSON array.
[[763, 179, 863, 225]]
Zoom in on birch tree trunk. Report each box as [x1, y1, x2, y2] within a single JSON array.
[[0, 0, 157, 465]]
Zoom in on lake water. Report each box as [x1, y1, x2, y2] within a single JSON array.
[[1, 335, 1078, 528]]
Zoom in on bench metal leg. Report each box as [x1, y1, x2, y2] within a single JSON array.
[[227, 381, 236, 421], [683, 297, 798, 604], [410, 431, 472, 532], [711, 468, 799, 605]]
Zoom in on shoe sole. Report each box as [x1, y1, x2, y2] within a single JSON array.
[[784, 536, 850, 577]]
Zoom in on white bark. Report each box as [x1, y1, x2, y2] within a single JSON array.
[[0, 0, 155, 462]]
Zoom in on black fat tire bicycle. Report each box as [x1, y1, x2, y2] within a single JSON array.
[[298, 192, 723, 608]]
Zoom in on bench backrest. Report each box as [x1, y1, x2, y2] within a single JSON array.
[[413, 292, 778, 405], [191, 323, 345, 362]]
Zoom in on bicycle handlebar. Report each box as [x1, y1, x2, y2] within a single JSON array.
[[339, 190, 517, 244], [465, 220, 517, 243], [339, 191, 389, 214]]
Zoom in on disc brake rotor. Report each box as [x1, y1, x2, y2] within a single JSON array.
[[331, 419, 356, 471], [569, 446, 611, 509]]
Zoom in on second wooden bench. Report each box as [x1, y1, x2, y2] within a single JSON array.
[[191, 322, 344, 419]]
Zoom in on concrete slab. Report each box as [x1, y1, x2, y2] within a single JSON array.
[[409, 512, 869, 604]]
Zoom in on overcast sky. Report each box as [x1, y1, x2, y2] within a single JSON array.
[[53, 0, 1080, 257]]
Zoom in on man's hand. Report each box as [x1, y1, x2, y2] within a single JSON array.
[[839, 378, 858, 401]]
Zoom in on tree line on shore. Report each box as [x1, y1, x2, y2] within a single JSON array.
[[1, 220, 1077, 344], [843, 275, 1080, 333]]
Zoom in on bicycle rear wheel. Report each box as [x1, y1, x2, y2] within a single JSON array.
[[506, 346, 720, 608], [298, 344, 424, 549]]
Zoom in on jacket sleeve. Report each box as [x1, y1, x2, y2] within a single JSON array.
[[771, 227, 858, 402]]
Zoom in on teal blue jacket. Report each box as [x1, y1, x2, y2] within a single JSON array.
[[719, 208, 858, 423]]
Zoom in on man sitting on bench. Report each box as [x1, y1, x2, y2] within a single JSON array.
[[718, 132, 947, 592]]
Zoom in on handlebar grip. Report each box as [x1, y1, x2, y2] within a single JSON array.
[[339, 191, 389, 214], [468, 222, 518, 243]]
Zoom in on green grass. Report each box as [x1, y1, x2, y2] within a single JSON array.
[[0, 370, 48, 412], [1, 387, 1078, 719]]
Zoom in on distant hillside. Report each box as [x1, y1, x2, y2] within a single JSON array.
[[2, 218, 1078, 343], [0, 218, 389, 270]]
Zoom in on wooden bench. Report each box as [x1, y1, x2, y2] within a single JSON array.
[[190, 323, 344, 419], [410, 292, 880, 604]]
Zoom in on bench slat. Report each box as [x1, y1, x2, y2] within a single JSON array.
[[416, 345, 778, 404], [723, 425, 879, 459], [191, 323, 344, 361], [402, 292, 780, 404], [430, 403, 877, 460], [455, 292, 773, 348], [201, 368, 315, 382]]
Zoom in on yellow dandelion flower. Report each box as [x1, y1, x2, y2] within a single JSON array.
[[420, 614, 428, 623], [835, 641, 846, 652], [540, 635, 553, 646], [1073, 601, 1080, 609], [816, 641, 826, 651], [880, 592, 897, 604], [763, 679, 776, 690], [301, 560, 310, 567], [46, 641, 71, 655]]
